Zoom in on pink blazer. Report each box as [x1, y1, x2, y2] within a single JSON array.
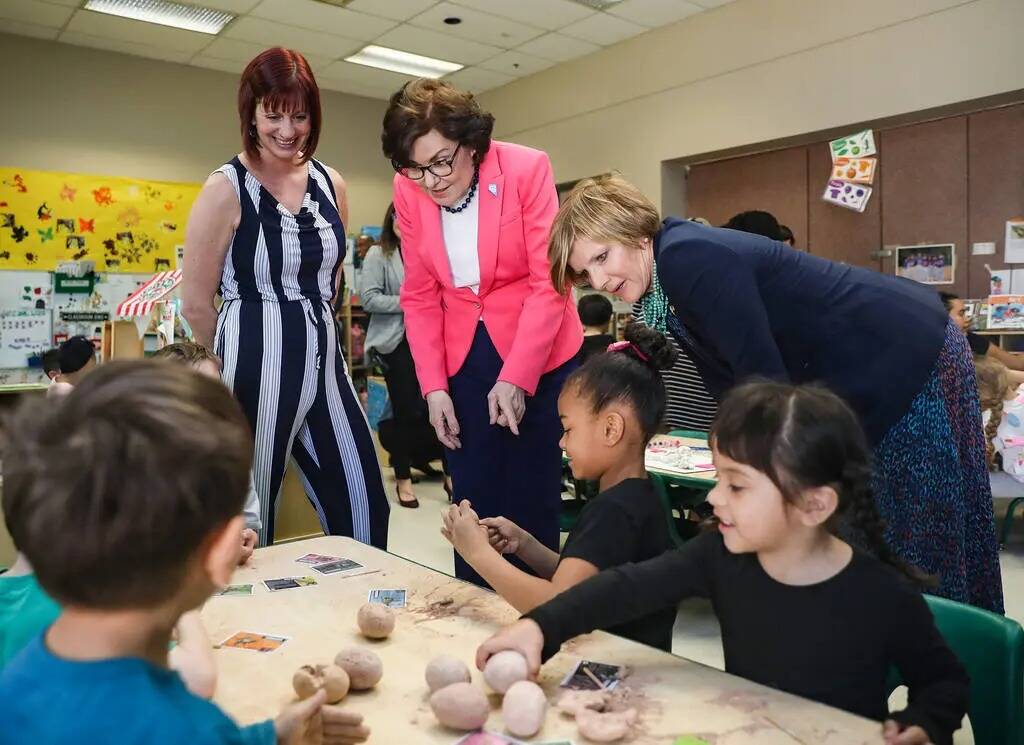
[[394, 141, 582, 396]]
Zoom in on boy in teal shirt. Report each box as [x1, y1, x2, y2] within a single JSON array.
[[0, 554, 59, 668]]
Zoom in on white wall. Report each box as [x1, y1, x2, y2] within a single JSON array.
[[0, 33, 395, 230], [479, 0, 1024, 208]]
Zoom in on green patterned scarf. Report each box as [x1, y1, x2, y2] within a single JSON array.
[[640, 261, 669, 332]]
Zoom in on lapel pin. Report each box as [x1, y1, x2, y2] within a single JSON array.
[[488, 183, 498, 197]]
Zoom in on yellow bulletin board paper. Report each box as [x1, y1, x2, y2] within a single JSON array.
[[0, 168, 199, 273]]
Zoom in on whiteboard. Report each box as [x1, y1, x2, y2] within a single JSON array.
[[0, 309, 52, 368]]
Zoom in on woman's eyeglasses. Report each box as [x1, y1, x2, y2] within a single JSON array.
[[393, 144, 461, 180]]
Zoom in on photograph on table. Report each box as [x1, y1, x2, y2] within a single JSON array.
[[894, 244, 955, 285]]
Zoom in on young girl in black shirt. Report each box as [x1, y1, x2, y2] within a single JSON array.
[[441, 325, 677, 650], [476, 382, 969, 745]]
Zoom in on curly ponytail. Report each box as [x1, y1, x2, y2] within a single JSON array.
[[975, 356, 1009, 471]]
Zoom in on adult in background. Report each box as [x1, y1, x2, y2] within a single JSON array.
[[182, 47, 388, 548], [382, 79, 582, 586], [547, 174, 1003, 613], [361, 202, 453, 508]]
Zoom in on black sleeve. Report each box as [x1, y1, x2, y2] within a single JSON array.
[[560, 501, 638, 571], [887, 590, 970, 745], [658, 238, 789, 383], [525, 532, 719, 661], [967, 332, 991, 356]]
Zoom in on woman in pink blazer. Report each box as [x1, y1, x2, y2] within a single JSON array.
[[383, 79, 582, 586]]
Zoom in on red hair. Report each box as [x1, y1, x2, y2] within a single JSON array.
[[238, 48, 321, 163]]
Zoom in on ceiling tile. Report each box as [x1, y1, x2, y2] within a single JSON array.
[[249, 0, 396, 41], [606, 0, 704, 27], [444, 65, 513, 94], [223, 16, 363, 59], [200, 0, 263, 12], [558, 12, 647, 45], [344, 0, 438, 23], [64, 9, 213, 53], [0, 0, 75, 27], [374, 23, 501, 65], [0, 18, 60, 39], [30, 0, 81, 6], [408, 2, 544, 49], [448, 0, 593, 31], [690, 0, 735, 6], [190, 55, 248, 75], [320, 59, 413, 90], [195, 36, 270, 63], [58, 30, 194, 63], [515, 31, 599, 63], [477, 50, 553, 78]]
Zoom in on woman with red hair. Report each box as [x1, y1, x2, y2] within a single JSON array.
[[182, 48, 389, 548]]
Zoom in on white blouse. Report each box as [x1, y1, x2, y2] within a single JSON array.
[[440, 195, 481, 294]]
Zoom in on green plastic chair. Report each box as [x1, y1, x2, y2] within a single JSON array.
[[888, 595, 1024, 745], [1001, 496, 1024, 546]]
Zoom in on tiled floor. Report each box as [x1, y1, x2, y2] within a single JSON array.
[[384, 472, 1024, 744]]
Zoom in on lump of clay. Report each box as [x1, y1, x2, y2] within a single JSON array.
[[429, 681, 490, 731], [292, 663, 350, 704], [502, 680, 547, 738], [557, 689, 611, 717], [425, 654, 471, 693], [357, 602, 395, 639], [334, 647, 383, 690], [575, 708, 637, 743], [483, 650, 528, 694]]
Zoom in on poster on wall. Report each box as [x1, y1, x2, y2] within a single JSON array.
[[1005, 219, 1024, 264], [988, 295, 1024, 330], [0, 167, 200, 273], [829, 129, 877, 162], [894, 244, 955, 285], [822, 179, 872, 212], [830, 157, 877, 185]]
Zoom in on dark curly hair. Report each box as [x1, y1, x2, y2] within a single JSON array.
[[565, 324, 678, 442], [711, 381, 933, 587], [381, 78, 494, 169]]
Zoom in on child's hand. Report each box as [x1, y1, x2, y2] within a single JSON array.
[[322, 705, 370, 744], [475, 619, 544, 679], [239, 529, 258, 565], [479, 516, 527, 555], [440, 500, 491, 558], [882, 720, 932, 744], [275, 689, 325, 745]]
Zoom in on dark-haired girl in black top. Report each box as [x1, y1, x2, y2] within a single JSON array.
[[441, 325, 677, 650], [477, 382, 970, 745]]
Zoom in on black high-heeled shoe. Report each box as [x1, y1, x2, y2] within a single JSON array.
[[396, 485, 419, 509], [443, 479, 453, 503]]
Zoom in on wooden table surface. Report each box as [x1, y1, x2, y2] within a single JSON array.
[[205, 536, 879, 744]]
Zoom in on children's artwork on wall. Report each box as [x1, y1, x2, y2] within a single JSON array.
[[894, 244, 955, 286], [830, 157, 877, 185], [0, 308, 52, 368], [988, 295, 1024, 330], [829, 129, 876, 161], [822, 180, 872, 212], [0, 167, 200, 273]]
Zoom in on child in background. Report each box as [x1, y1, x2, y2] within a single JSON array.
[[576, 293, 616, 363], [46, 335, 96, 398], [442, 325, 677, 650], [477, 382, 969, 745], [41, 348, 60, 382], [974, 354, 1024, 483], [0, 361, 369, 745], [153, 342, 261, 559]]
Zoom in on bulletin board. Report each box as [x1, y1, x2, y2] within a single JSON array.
[[0, 308, 51, 368], [0, 167, 199, 273]]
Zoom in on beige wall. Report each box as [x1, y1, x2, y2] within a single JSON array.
[[0, 33, 394, 230], [479, 0, 1024, 210]]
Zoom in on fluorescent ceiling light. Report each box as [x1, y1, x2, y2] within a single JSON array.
[[345, 45, 463, 78], [84, 0, 234, 35]]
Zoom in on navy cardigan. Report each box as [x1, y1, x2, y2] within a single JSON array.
[[655, 218, 948, 445]]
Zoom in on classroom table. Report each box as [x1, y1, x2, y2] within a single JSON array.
[[205, 536, 880, 744], [644, 436, 718, 489]]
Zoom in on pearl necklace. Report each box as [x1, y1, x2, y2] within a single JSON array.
[[442, 169, 480, 214]]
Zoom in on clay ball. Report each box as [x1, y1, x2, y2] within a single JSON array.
[[502, 680, 548, 738], [557, 689, 610, 718], [357, 603, 395, 639], [429, 681, 490, 731], [483, 650, 529, 694], [334, 647, 383, 690], [425, 654, 472, 693], [575, 707, 637, 743], [292, 663, 350, 704]]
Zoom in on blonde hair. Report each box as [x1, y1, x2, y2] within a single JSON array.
[[975, 355, 1010, 470], [548, 174, 661, 294]]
